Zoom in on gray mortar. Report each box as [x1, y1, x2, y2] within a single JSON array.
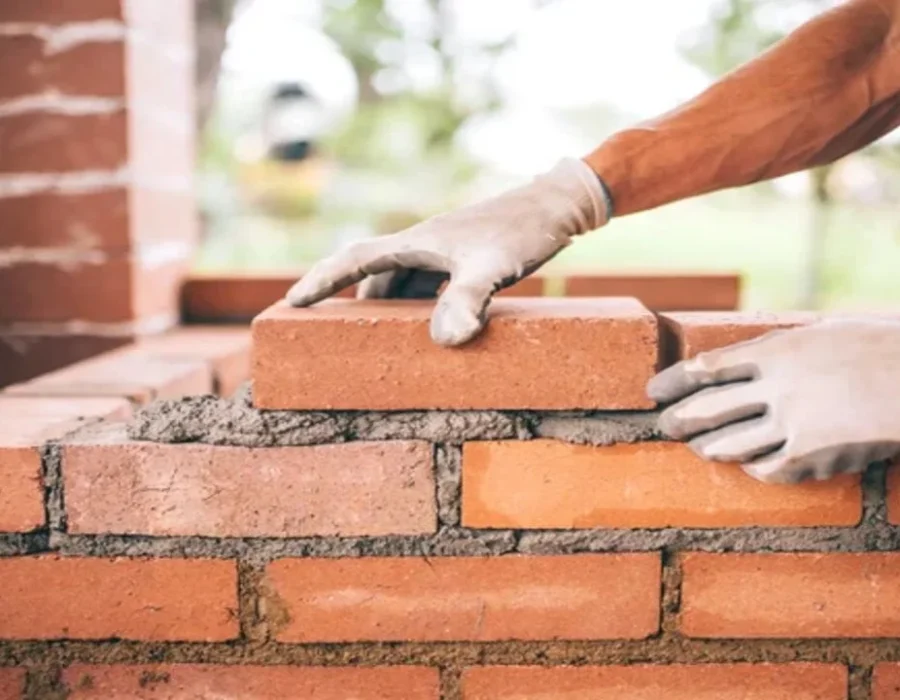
[[534, 411, 662, 445], [435, 445, 462, 526]]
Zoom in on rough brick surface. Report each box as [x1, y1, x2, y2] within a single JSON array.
[[64, 431, 436, 537], [462, 664, 848, 700], [462, 441, 862, 529], [681, 553, 900, 638], [564, 273, 741, 311], [0, 397, 129, 532], [62, 665, 440, 699], [0, 668, 24, 700], [0, 0, 123, 22], [660, 311, 818, 360], [873, 664, 900, 700], [252, 299, 658, 410], [4, 347, 212, 403], [266, 554, 660, 642], [885, 464, 900, 525], [0, 556, 237, 641]]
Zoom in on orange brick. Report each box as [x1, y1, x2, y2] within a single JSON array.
[[0, 112, 127, 174], [0, 556, 237, 641], [0, 668, 25, 700], [266, 554, 660, 642], [564, 273, 741, 311], [681, 553, 900, 638], [495, 275, 545, 297], [62, 665, 439, 699], [0, 0, 123, 22], [462, 664, 848, 700], [885, 463, 900, 525], [252, 299, 658, 410], [5, 346, 212, 403], [660, 311, 819, 360], [63, 434, 436, 537], [873, 664, 900, 700], [0, 396, 129, 532], [462, 441, 862, 529], [135, 327, 251, 397]]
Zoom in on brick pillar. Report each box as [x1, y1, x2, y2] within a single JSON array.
[[0, 0, 196, 386]]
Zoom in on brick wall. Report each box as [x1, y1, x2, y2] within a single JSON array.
[[2, 298, 900, 698], [0, 0, 196, 387]]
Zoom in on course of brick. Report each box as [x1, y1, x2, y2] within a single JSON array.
[[4, 299, 900, 700]]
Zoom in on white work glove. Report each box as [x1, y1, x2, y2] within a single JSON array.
[[286, 158, 611, 346], [648, 319, 900, 484]]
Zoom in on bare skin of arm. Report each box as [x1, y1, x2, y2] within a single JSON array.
[[586, 0, 900, 215]]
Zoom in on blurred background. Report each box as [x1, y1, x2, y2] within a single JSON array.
[[193, 0, 900, 311]]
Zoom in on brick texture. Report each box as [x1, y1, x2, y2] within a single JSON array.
[[64, 434, 436, 537], [564, 273, 741, 311], [0, 668, 24, 700], [681, 553, 900, 638], [462, 441, 862, 529], [462, 664, 848, 700], [0, 334, 128, 389], [4, 346, 212, 403], [266, 554, 660, 642], [0, 396, 129, 532], [62, 665, 440, 699], [884, 463, 900, 525], [252, 299, 658, 410], [873, 664, 900, 700], [0, 556, 238, 641], [0, 0, 123, 22]]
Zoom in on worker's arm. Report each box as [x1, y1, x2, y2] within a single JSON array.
[[586, 0, 900, 215]]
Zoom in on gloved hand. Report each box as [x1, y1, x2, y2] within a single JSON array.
[[648, 319, 900, 484], [286, 158, 611, 346]]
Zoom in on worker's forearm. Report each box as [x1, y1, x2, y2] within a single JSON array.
[[585, 0, 900, 217]]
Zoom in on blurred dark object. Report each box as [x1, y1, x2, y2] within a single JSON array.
[[263, 83, 323, 163]]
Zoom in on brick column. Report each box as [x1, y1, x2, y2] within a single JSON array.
[[0, 0, 196, 386]]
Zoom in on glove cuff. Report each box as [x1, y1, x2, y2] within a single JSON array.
[[544, 157, 614, 233]]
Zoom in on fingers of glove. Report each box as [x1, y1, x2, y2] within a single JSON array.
[[647, 346, 761, 405], [286, 235, 409, 307], [658, 382, 768, 440], [742, 442, 893, 485], [688, 416, 784, 463], [357, 269, 449, 299], [430, 272, 496, 347]]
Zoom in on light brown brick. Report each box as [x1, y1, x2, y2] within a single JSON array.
[[64, 432, 436, 537], [462, 441, 862, 529], [681, 553, 900, 638], [62, 665, 440, 699], [0, 36, 125, 99], [873, 664, 900, 700], [4, 346, 212, 403], [0, 396, 129, 532], [0, 556, 237, 641], [495, 275, 544, 297], [252, 298, 658, 410], [0, 112, 127, 174], [564, 273, 741, 311], [267, 554, 660, 642], [462, 664, 848, 700], [0, 668, 25, 700], [136, 327, 251, 397], [0, 0, 123, 22]]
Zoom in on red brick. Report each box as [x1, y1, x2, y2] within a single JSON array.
[[0, 668, 24, 700], [564, 273, 741, 311], [884, 463, 900, 525], [0, 190, 129, 250], [0, 0, 123, 22], [131, 257, 188, 322], [5, 346, 212, 403], [63, 665, 439, 699], [660, 311, 819, 360], [462, 664, 848, 700], [462, 441, 862, 529], [0, 37, 125, 99], [136, 327, 251, 397], [495, 275, 544, 297], [681, 553, 900, 638], [64, 433, 436, 537], [0, 334, 128, 388], [0, 556, 237, 641], [266, 554, 660, 642], [252, 298, 658, 410], [873, 664, 900, 700], [0, 112, 127, 174], [0, 396, 129, 532]]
